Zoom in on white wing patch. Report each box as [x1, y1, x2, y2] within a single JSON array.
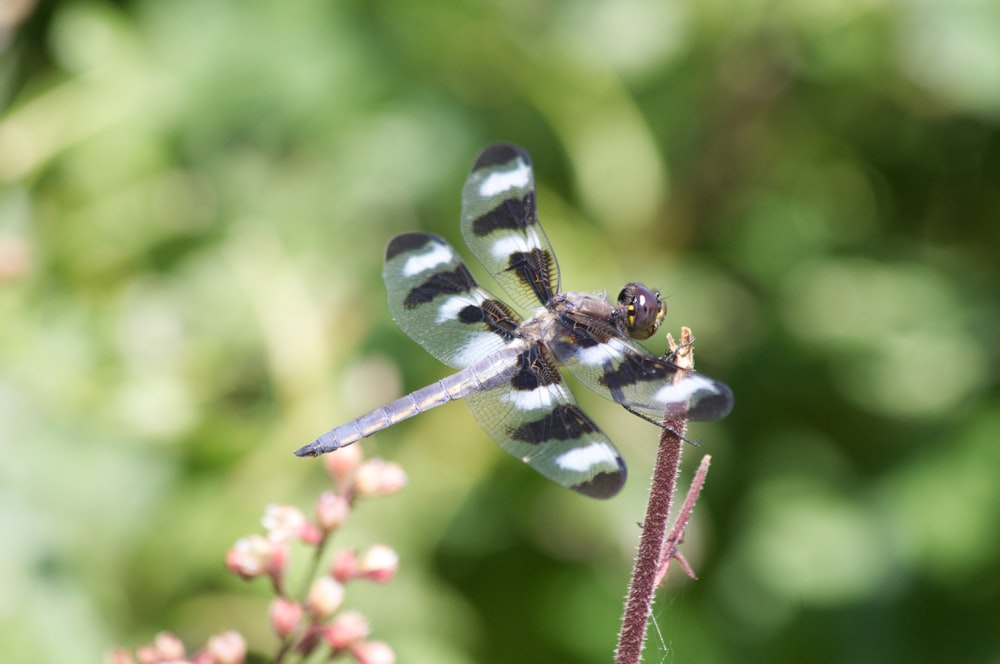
[[652, 374, 716, 405], [436, 293, 485, 324], [555, 441, 619, 472], [572, 338, 626, 367], [478, 161, 531, 197], [573, 346, 609, 367], [490, 235, 536, 260], [403, 241, 453, 277], [500, 383, 565, 411]]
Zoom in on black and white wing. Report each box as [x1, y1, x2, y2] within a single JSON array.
[[460, 143, 560, 310], [384, 232, 521, 369], [549, 327, 734, 426], [464, 342, 627, 499]]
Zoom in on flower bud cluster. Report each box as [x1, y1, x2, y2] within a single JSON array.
[[106, 630, 245, 664], [112, 445, 402, 664]]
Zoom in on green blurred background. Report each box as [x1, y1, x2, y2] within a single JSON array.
[[2, 0, 999, 662]]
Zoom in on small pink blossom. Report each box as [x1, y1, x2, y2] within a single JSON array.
[[324, 443, 363, 486], [316, 491, 351, 532], [261, 504, 323, 543], [155, 632, 186, 661], [350, 640, 396, 664], [205, 630, 246, 664], [269, 540, 290, 576], [330, 548, 360, 582], [135, 646, 159, 664], [322, 610, 371, 649], [261, 504, 307, 542], [307, 576, 345, 617], [226, 535, 287, 579], [106, 647, 136, 664], [269, 597, 304, 638], [354, 459, 407, 496], [299, 521, 324, 545], [135, 632, 185, 663], [0, 235, 31, 283], [358, 545, 399, 584]]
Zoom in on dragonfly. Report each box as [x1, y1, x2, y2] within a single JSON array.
[[296, 143, 733, 498]]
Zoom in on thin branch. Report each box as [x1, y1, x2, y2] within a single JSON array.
[[614, 412, 685, 664], [615, 327, 708, 664], [655, 454, 711, 586]]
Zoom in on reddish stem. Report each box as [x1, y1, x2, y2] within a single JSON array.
[[614, 327, 706, 664], [614, 415, 686, 664], [656, 454, 711, 586]]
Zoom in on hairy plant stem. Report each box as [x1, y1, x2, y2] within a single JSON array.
[[614, 413, 686, 664], [614, 328, 705, 664]]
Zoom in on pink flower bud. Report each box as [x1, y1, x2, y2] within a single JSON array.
[[261, 504, 323, 544], [105, 647, 136, 664], [135, 646, 159, 664], [299, 522, 324, 545], [153, 632, 185, 661], [354, 460, 407, 497], [269, 597, 304, 638], [322, 610, 371, 649], [330, 548, 360, 582], [268, 542, 291, 588], [324, 444, 363, 486], [261, 504, 308, 542], [0, 236, 31, 283], [307, 576, 345, 617], [226, 535, 286, 580], [350, 640, 396, 664], [316, 491, 351, 532], [358, 545, 399, 584], [205, 631, 246, 664]]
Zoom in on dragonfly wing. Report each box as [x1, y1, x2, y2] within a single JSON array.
[[460, 143, 560, 309], [384, 232, 522, 369], [550, 327, 734, 425], [464, 342, 627, 499]]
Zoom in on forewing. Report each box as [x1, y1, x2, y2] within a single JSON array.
[[549, 327, 734, 425], [464, 342, 627, 499], [460, 143, 560, 310], [384, 232, 522, 369]]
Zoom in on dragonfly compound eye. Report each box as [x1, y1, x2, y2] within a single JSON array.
[[618, 282, 666, 340]]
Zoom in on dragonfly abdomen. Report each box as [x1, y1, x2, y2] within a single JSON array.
[[294, 347, 521, 457]]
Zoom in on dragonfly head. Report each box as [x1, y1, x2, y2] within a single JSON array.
[[618, 282, 666, 340]]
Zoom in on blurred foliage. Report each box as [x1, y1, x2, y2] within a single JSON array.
[[1, 0, 999, 662]]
